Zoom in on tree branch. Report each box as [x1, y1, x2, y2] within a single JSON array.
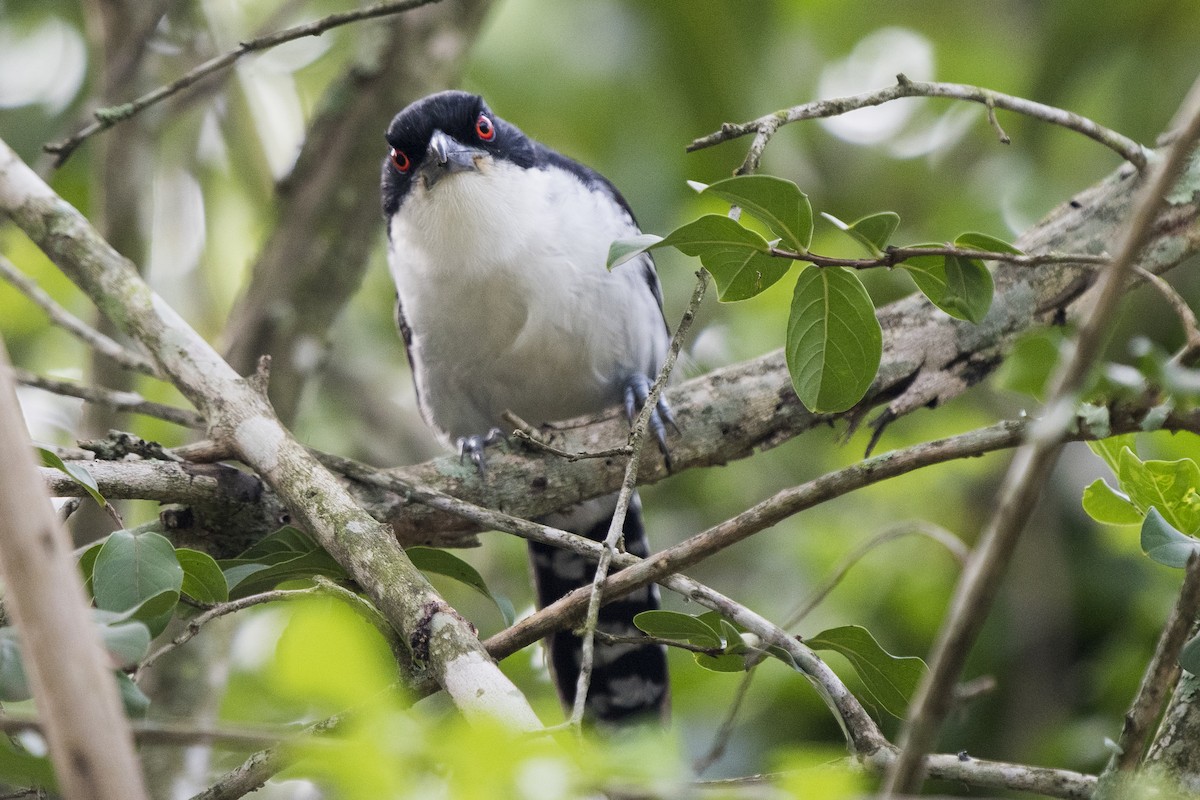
[[689, 74, 1148, 169]]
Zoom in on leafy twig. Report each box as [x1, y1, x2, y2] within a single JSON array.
[[43, 0, 443, 166], [690, 74, 1148, 169], [770, 244, 1110, 270]]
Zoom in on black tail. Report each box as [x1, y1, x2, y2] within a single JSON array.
[[529, 492, 669, 723]]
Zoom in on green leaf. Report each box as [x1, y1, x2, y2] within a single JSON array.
[[701, 175, 814, 253], [611, 215, 791, 301], [408, 547, 512, 626], [92, 530, 184, 614], [99, 619, 152, 668], [694, 652, 751, 672], [1088, 435, 1137, 476], [607, 234, 663, 269], [38, 447, 105, 507], [114, 671, 151, 718], [0, 629, 30, 702], [900, 246, 994, 323], [177, 548, 230, 604], [1118, 450, 1200, 534], [954, 231, 1023, 255], [1180, 631, 1200, 675], [822, 211, 900, 256], [78, 537, 105, 598], [1140, 507, 1200, 568], [634, 610, 723, 648], [786, 266, 883, 413], [807, 625, 926, 718], [221, 551, 347, 599], [1082, 479, 1143, 526], [942, 254, 994, 323]]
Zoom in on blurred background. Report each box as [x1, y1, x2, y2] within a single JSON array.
[[3, 0, 1200, 793]]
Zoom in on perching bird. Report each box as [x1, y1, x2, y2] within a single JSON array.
[[381, 90, 672, 723]]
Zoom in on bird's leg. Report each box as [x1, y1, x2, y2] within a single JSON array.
[[457, 427, 505, 476], [623, 373, 676, 468]]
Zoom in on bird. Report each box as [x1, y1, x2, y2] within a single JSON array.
[[380, 90, 672, 723]]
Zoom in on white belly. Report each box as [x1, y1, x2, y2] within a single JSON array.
[[387, 160, 666, 442]]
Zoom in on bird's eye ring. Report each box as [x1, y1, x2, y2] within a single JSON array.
[[475, 114, 495, 142], [390, 148, 411, 173]]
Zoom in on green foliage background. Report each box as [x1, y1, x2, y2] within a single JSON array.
[[4, 0, 1200, 792]]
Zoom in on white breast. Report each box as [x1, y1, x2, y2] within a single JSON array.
[[387, 159, 667, 443]]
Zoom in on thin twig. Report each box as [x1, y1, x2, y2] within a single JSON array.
[[569, 271, 708, 726], [43, 0, 443, 166], [15, 368, 204, 428], [690, 74, 1148, 169], [0, 254, 159, 376], [883, 71, 1200, 797], [769, 244, 1110, 270]]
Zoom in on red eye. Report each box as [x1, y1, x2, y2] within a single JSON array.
[[390, 148, 411, 173], [475, 114, 495, 141]]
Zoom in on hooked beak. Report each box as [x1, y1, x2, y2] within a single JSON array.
[[422, 129, 482, 188]]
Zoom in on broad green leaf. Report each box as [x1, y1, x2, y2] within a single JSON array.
[[221, 550, 347, 599], [786, 266, 882, 413], [237, 526, 321, 561], [694, 652, 751, 672], [177, 548, 230, 604], [807, 625, 926, 718], [610, 215, 791, 301], [114, 671, 151, 718], [38, 447, 105, 507], [1118, 450, 1200, 534], [125, 588, 182, 637], [1140, 508, 1200, 568], [607, 234, 663, 269], [0, 629, 30, 702], [942, 254, 994, 323], [954, 231, 1023, 255], [1088, 436, 1137, 476], [822, 211, 900, 256], [702, 175, 814, 252], [92, 530, 184, 614], [100, 620, 152, 667], [1082, 479, 1143, 526], [900, 246, 995, 323], [408, 546, 513, 626], [634, 610, 722, 648], [1181, 632, 1200, 674]]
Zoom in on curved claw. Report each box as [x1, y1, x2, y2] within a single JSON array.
[[623, 374, 677, 469], [456, 427, 505, 476]]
